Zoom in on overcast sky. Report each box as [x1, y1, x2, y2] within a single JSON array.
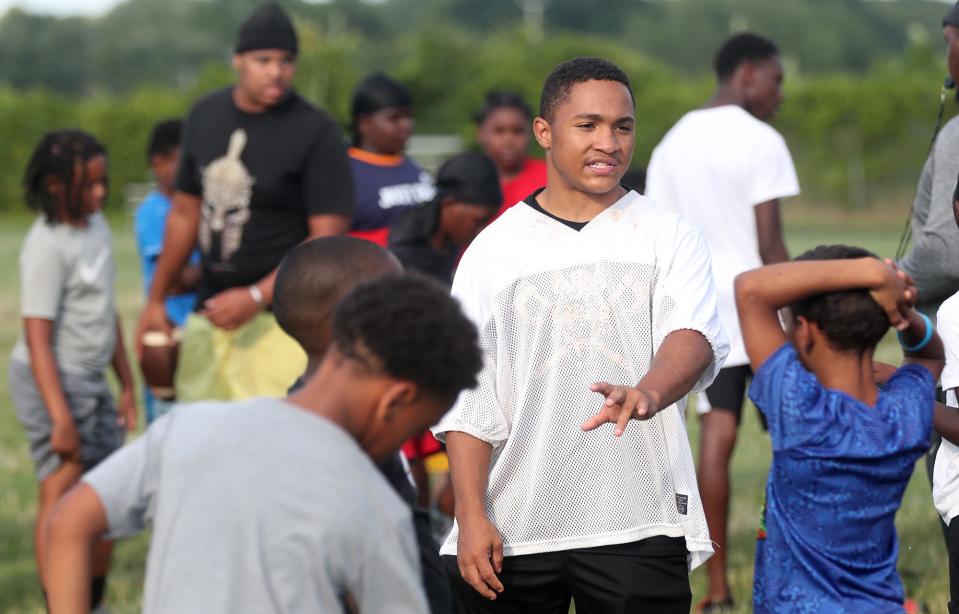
[[0, 0, 952, 18], [0, 0, 120, 16]]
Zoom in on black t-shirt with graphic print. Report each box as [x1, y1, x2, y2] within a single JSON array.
[[177, 87, 354, 303]]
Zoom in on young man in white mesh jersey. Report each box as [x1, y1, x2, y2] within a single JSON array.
[[432, 57, 729, 613]]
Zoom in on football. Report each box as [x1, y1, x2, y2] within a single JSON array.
[[140, 329, 180, 400]]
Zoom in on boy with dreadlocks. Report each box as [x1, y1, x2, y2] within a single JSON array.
[[9, 130, 137, 610]]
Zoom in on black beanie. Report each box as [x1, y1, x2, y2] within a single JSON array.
[[235, 2, 298, 56], [945, 2, 959, 28], [436, 152, 502, 208]]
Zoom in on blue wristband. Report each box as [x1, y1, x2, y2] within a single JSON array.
[[897, 312, 934, 353]]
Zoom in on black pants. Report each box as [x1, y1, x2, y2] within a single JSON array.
[[444, 537, 691, 614], [949, 516, 959, 614]]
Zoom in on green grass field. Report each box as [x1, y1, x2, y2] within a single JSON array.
[[0, 204, 950, 613]]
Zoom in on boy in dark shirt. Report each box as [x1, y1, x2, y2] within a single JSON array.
[[273, 237, 451, 614], [389, 151, 502, 287], [348, 73, 435, 246], [138, 1, 354, 402]]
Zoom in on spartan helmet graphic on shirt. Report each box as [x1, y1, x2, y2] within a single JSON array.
[[199, 129, 255, 264]]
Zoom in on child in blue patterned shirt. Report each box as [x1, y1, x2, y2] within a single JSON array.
[[735, 245, 944, 613]]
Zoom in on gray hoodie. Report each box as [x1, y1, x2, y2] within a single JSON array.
[[898, 114, 959, 320]]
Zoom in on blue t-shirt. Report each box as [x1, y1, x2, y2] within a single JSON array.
[[749, 343, 934, 614], [134, 191, 200, 326], [348, 149, 435, 235]]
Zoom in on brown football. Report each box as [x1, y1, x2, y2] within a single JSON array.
[[140, 329, 180, 400]]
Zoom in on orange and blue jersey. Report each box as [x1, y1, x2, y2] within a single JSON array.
[[348, 148, 435, 246]]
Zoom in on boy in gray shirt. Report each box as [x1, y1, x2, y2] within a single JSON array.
[[44, 274, 483, 614]]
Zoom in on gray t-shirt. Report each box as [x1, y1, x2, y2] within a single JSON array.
[[899, 114, 959, 319], [84, 398, 428, 614], [11, 213, 116, 373]]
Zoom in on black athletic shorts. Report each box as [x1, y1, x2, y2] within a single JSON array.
[[444, 536, 690, 614], [698, 364, 767, 429]]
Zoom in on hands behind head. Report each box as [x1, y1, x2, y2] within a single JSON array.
[[869, 259, 917, 331]]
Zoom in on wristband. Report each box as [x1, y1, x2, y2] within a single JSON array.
[[248, 284, 264, 306], [897, 312, 933, 353]]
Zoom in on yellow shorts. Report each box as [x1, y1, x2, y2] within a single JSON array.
[[175, 312, 307, 402]]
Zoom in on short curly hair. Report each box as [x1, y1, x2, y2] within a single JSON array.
[[331, 273, 482, 399], [539, 57, 633, 123], [714, 33, 778, 82], [274, 236, 399, 357], [147, 118, 182, 162], [475, 90, 532, 125], [790, 245, 889, 353]]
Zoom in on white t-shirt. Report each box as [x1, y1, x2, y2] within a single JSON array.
[[646, 105, 800, 367], [934, 292, 959, 524], [84, 399, 428, 614], [432, 191, 729, 570]]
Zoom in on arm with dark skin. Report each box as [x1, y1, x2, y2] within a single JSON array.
[[452, 305, 714, 599], [136, 191, 202, 351], [137, 196, 351, 344], [111, 316, 137, 432], [734, 258, 920, 372], [580, 329, 713, 436], [24, 319, 79, 460], [755, 199, 789, 264], [446, 432, 503, 601], [45, 484, 109, 614], [875, 300, 947, 432], [451, 332, 714, 600], [198, 214, 350, 329], [167, 263, 200, 296], [935, 398, 959, 446], [736, 256, 944, 386]]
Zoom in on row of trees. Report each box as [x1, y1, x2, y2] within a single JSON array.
[[0, 18, 952, 213], [0, 0, 950, 95]]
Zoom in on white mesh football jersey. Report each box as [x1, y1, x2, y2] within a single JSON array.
[[433, 190, 729, 570]]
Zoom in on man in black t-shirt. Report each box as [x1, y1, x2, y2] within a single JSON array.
[[137, 2, 355, 401]]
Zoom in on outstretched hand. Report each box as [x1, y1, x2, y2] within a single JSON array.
[[581, 382, 660, 436]]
